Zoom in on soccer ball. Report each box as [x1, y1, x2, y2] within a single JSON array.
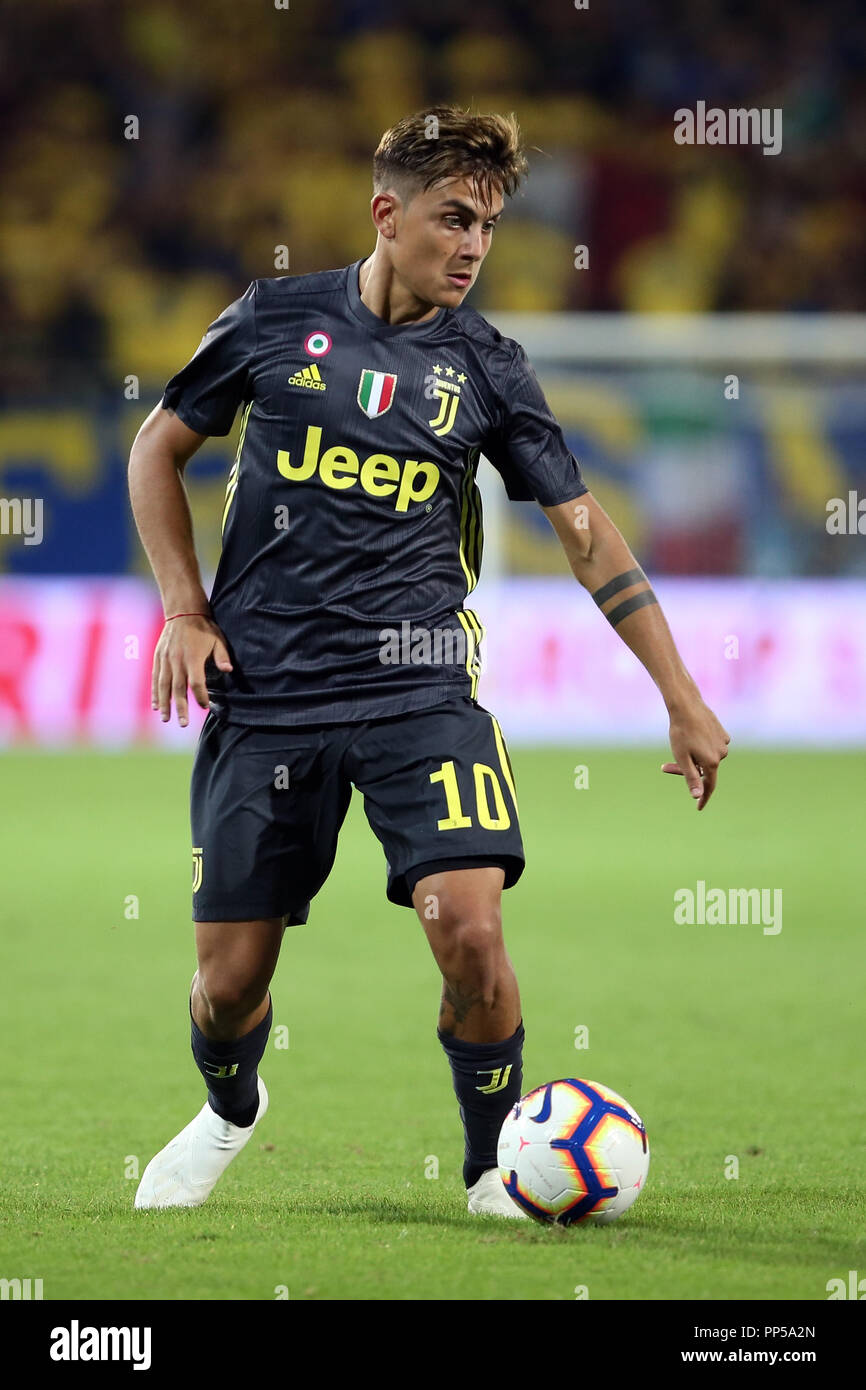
[[497, 1077, 649, 1225]]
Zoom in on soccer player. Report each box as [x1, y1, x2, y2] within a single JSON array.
[[129, 106, 730, 1217]]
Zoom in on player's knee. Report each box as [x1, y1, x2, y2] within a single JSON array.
[[195, 968, 265, 1024], [435, 909, 504, 978]]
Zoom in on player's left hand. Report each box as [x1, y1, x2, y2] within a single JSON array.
[[662, 699, 731, 810]]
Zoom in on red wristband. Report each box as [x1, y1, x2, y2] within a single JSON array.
[[164, 612, 210, 621]]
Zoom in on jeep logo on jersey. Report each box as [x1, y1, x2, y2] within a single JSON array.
[[277, 425, 439, 512], [357, 369, 397, 418]]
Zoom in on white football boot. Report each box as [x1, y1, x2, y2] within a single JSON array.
[[134, 1077, 268, 1209], [466, 1168, 528, 1218]]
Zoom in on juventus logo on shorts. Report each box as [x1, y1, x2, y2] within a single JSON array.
[[192, 847, 203, 893]]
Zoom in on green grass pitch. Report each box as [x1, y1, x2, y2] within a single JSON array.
[[0, 746, 863, 1301]]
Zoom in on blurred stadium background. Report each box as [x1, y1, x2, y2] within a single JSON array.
[[1, 0, 865, 745], [2, 0, 865, 1309]]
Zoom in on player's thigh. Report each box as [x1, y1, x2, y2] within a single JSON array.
[[190, 713, 352, 927], [350, 696, 524, 911]]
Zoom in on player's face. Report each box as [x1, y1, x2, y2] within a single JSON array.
[[394, 176, 504, 307]]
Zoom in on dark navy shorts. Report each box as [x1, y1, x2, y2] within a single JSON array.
[[190, 697, 525, 923]]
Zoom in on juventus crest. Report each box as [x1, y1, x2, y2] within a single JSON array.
[[426, 363, 466, 437]]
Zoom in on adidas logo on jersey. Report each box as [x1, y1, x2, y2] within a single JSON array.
[[287, 364, 327, 391]]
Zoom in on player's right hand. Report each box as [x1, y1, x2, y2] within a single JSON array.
[[152, 614, 233, 727]]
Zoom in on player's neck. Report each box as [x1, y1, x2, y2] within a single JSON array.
[[358, 253, 440, 327]]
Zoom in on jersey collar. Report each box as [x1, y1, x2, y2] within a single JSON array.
[[346, 259, 450, 337]]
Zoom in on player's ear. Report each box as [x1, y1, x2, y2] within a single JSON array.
[[371, 190, 400, 239]]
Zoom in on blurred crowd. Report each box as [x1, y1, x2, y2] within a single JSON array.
[[2, 0, 866, 396]]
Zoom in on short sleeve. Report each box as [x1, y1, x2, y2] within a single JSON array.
[[161, 283, 257, 436], [482, 344, 587, 505]]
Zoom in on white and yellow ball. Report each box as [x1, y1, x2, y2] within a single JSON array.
[[497, 1077, 650, 1225]]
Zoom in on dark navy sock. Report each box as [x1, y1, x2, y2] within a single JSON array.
[[190, 996, 272, 1128], [438, 1021, 525, 1188]]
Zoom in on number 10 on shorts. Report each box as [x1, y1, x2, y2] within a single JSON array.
[[430, 759, 511, 831]]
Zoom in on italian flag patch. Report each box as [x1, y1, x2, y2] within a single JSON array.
[[357, 369, 397, 418]]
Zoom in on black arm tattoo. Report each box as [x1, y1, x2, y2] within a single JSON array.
[[604, 589, 659, 628], [591, 568, 658, 628], [591, 567, 646, 608]]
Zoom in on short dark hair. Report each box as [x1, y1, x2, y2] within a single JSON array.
[[373, 104, 528, 212]]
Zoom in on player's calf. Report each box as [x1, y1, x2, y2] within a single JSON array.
[[414, 868, 525, 1199], [190, 990, 273, 1128], [190, 916, 283, 1123]]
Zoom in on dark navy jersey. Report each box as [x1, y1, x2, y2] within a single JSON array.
[[161, 259, 587, 724]]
